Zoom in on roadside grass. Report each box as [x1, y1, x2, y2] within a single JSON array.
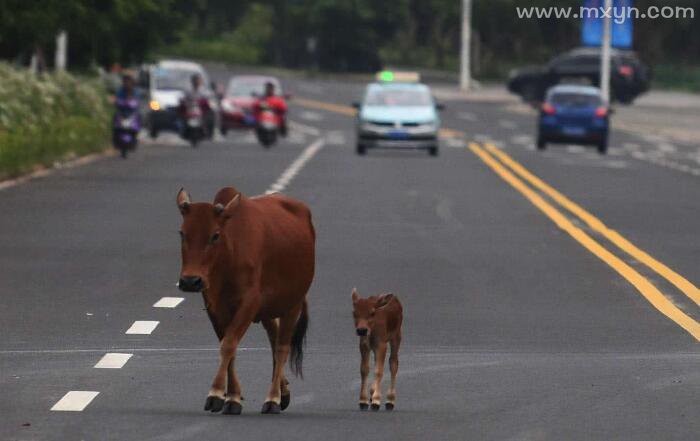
[[652, 65, 700, 93], [0, 63, 110, 180]]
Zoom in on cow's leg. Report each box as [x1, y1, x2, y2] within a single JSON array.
[[205, 303, 255, 414], [221, 359, 243, 414], [358, 336, 371, 410], [262, 305, 301, 414], [370, 341, 387, 411], [262, 318, 291, 410], [386, 334, 401, 411]]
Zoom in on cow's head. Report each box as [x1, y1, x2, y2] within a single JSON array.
[[176, 188, 240, 292], [351, 288, 394, 337]]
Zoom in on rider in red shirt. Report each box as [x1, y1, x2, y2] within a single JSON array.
[[253, 81, 288, 136]]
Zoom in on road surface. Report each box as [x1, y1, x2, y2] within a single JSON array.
[[1, 68, 699, 440]]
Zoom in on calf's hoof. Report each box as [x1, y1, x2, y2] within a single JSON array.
[[359, 403, 369, 411], [204, 395, 225, 413], [222, 400, 242, 415], [280, 392, 291, 411], [261, 401, 281, 414], [385, 403, 395, 411], [370, 403, 380, 411]]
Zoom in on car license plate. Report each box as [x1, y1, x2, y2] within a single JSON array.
[[388, 130, 409, 140], [188, 118, 201, 127], [563, 126, 587, 136]]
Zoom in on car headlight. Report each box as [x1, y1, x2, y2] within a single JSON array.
[[221, 101, 236, 112], [415, 122, 437, 133]]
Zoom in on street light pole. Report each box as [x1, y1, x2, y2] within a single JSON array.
[[460, 0, 472, 91], [600, 0, 613, 105]]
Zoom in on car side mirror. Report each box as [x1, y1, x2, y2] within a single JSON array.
[[352, 102, 361, 109], [436, 103, 446, 111]]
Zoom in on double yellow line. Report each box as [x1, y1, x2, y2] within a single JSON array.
[[471, 143, 700, 341], [294, 96, 700, 341]]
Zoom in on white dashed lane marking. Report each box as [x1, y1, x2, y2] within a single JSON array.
[[266, 138, 325, 194], [94, 353, 133, 369], [153, 297, 184, 308], [125, 321, 159, 335], [51, 391, 99, 411]]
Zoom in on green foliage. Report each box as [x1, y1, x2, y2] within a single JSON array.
[[162, 3, 274, 65], [0, 63, 110, 179]]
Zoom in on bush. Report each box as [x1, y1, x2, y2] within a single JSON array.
[[0, 63, 110, 179]]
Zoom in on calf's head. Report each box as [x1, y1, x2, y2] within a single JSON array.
[[176, 188, 240, 292], [351, 288, 394, 337]]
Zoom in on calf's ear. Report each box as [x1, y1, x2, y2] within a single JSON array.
[[177, 188, 191, 214], [351, 288, 359, 303], [375, 293, 394, 309]]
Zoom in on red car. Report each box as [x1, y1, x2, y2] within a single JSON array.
[[220, 76, 286, 136]]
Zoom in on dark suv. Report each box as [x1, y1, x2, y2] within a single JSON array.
[[508, 47, 651, 105]]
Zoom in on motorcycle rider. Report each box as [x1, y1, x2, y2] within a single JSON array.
[[112, 72, 141, 158], [179, 73, 213, 137], [254, 81, 288, 136]]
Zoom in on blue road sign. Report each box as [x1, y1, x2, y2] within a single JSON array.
[[582, 0, 634, 49]]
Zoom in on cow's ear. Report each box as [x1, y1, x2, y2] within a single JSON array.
[[177, 188, 191, 214], [351, 288, 359, 303], [375, 294, 394, 309], [220, 193, 241, 219]]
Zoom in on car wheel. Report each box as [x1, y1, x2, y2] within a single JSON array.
[[220, 127, 228, 137], [537, 136, 547, 150], [149, 127, 158, 139], [597, 140, 608, 155], [428, 146, 439, 157], [356, 144, 366, 156]]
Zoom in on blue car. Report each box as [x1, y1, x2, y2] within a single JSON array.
[[354, 73, 442, 156], [537, 85, 610, 154]]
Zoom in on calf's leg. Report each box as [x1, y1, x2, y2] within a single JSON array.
[[386, 334, 401, 410], [370, 341, 387, 411], [358, 337, 371, 410]]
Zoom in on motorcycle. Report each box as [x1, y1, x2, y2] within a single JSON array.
[[112, 97, 140, 159], [182, 101, 206, 148], [255, 102, 281, 148]]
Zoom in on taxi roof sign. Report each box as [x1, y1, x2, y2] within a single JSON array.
[[376, 71, 420, 83]]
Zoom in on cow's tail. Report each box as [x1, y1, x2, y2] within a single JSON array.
[[289, 299, 308, 378]]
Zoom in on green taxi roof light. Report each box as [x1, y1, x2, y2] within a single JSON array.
[[379, 71, 395, 82]]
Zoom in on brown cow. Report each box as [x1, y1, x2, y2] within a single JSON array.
[[351, 288, 403, 411], [176, 186, 315, 415]]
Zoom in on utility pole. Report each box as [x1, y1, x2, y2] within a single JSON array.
[[600, 0, 613, 105], [460, 0, 472, 91], [55, 31, 68, 71]]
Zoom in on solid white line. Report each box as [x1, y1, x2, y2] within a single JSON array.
[[94, 353, 132, 369], [125, 321, 159, 335], [153, 297, 185, 308], [265, 138, 325, 195], [50, 391, 99, 411]]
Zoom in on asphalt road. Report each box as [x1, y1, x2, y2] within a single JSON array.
[[1, 67, 699, 441]]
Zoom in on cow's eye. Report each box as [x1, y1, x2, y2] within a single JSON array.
[[210, 232, 220, 244]]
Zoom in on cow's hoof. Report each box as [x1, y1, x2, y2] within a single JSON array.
[[359, 403, 369, 411], [261, 401, 281, 414], [370, 403, 380, 411], [204, 396, 225, 413], [280, 393, 291, 411], [385, 403, 394, 411], [222, 401, 242, 415]]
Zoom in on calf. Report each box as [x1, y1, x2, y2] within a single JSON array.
[[351, 288, 403, 411]]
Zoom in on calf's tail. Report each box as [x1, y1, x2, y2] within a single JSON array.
[[289, 299, 308, 378]]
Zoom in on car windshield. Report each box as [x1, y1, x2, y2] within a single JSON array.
[[154, 68, 200, 91], [227, 78, 281, 97], [365, 88, 432, 106], [550, 93, 601, 107]]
